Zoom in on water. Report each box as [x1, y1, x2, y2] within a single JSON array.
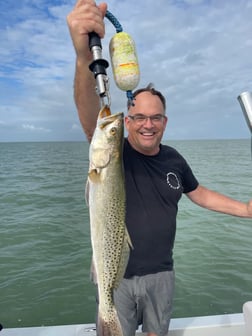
[[0, 139, 251, 328]]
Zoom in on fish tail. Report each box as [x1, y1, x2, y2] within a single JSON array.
[[97, 307, 123, 336]]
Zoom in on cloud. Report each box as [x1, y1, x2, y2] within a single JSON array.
[[71, 123, 82, 131], [22, 123, 51, 132], [0, 0, 252, 141]]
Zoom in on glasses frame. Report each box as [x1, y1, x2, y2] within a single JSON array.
[[127, 114, 166, 124]]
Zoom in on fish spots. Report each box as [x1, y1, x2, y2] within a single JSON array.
[[88, 109, 126, 335]]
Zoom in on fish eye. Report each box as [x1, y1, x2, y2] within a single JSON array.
[[110, 127, 117, 136]]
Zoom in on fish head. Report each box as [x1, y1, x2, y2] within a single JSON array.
[[96, 106, 124, 147], [89, 106, 124, 175], [95, 106, 124, 152]]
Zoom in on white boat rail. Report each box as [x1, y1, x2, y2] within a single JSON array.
[[1, 301, 252, 336]]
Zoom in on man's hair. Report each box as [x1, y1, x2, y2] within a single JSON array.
[[127, 83, 166, 111]]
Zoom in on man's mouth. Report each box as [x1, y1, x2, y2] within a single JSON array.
[[140, 132, 155, 137]]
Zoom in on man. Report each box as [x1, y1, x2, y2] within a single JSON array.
[[67, 1, 252, 335]]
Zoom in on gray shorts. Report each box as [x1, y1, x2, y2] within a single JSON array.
[[113, 270, 175, 336]]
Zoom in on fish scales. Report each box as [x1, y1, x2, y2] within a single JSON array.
[[87, 106, 132, 336]]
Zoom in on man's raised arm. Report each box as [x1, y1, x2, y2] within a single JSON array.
[[67, 0, 107, 142]]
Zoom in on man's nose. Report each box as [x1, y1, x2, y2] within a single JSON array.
[[143, 117, 154, 126]]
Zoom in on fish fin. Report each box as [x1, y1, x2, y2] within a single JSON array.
[[91, 149, 111, 170], [125, 227, 134, 250], [114, 243, 129, 288], [88, 149, 111, 183], [97, 307, 123, 336], [88, 169, 102, 183], [114, 228, 133, 289], [85, 179, 89, 206], [90, 256, 97, 284]]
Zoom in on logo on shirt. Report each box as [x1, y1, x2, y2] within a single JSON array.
[[166, 172, 181, 190]]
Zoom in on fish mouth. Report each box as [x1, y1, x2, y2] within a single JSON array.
[[98, 105, 112, 119], [98, 105, 124, 123]]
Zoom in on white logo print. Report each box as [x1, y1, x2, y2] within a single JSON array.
[[166, 172, 181, 190]]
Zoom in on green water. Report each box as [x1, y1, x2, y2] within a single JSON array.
[[0, 139, 251, 328]]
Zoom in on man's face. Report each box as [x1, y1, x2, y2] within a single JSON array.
[[125, 91, 168, 155]]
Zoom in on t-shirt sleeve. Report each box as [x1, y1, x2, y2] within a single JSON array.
[[182, 162, 199, 194]]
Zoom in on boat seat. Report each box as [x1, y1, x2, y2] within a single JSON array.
[[243, 301, 252, 335]]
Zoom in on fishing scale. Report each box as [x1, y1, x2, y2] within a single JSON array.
[[88, 10, 140, 107]]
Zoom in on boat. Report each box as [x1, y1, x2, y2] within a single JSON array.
[[1, 301, 251, 336]]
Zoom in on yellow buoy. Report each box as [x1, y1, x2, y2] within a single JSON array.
[[109, 32, 140, 92]]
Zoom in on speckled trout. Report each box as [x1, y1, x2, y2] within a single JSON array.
[[86, 105, 132, 336]]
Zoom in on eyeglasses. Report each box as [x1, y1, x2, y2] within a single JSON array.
[[127, 114, 166, 124]]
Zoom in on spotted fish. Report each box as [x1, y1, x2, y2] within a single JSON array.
[[86, 105, 132, 336]]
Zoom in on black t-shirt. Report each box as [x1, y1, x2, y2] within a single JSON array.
[[123, 138, 199, 278]]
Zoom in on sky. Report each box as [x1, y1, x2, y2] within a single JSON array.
[[1, 0, 252, 142]]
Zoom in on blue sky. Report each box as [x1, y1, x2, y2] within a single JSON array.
[[1, 0, 252, 142]]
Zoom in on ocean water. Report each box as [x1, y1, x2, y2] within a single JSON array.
[[0, 139, 251, 328]]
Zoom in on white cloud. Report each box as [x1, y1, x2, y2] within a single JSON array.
[[71, 123, 82, 131], [0, 0, 252, 141], [22, 124, 51, 132]]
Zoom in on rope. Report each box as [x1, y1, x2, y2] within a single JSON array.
[[105, 10, 123, 33], [105, 10, 135, 106], [127, 91, 135, 106]]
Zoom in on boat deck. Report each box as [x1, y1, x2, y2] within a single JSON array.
[[1, 312, 248, 336]]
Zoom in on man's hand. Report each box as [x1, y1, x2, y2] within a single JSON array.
[[247, 199, 252, 217], [67, 0, 107, 61]]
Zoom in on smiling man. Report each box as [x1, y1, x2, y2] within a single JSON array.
[[67, 1, 252, 336], [125, 87, 167, 156]]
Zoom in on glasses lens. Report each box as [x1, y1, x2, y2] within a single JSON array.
[[129, 114, 164, 124]]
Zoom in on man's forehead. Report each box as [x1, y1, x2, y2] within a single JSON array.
[[129, 93, 165, 112]]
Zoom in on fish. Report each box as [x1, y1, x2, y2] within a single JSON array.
[[86, 105, 132, 336]]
